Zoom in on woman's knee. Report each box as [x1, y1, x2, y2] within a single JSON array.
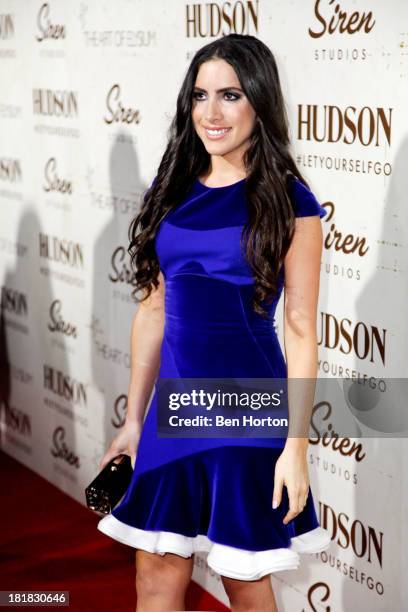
[[221, 573, 277, 611], [135, 549, 194, 597]]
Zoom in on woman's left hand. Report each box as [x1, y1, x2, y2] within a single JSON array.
[[272, 446, 310, 525]]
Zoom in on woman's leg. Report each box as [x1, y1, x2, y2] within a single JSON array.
[[135, 549, 194, 612], [221, 573, 278, 612]]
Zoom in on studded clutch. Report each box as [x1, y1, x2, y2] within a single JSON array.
[[85, 454, 133, 515]]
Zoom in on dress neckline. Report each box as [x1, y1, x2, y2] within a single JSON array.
[[195, 177, 246, 190]]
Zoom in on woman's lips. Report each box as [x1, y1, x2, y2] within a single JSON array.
[[204, 127, 232, 140]]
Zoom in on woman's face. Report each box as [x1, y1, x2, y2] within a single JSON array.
[[191, 59, 257, 163]]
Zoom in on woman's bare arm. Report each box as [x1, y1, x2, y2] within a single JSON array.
[[282, 215, 324, 450], [272, 215, 324, 523], [125, 271, 166, 426]]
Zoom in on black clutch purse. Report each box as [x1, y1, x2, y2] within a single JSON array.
[[85, 454, 133, 515]]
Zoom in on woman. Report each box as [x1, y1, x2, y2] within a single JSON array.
[[97, 34, 331, 612]]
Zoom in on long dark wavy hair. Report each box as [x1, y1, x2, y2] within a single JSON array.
[[128, 33, 312, 318]]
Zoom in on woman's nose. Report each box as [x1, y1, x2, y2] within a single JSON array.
[[205, 97, 223, 122]]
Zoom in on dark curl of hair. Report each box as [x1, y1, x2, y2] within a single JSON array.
[[128, 33, 312, 318]]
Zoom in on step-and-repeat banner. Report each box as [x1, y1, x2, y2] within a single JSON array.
[[0, 2, 406, 610]]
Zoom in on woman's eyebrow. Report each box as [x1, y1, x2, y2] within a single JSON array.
[[193, 86, 244, 93]]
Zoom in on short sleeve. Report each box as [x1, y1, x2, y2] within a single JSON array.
[[288, 176, 327, 219]]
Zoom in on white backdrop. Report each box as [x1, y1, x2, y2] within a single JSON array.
[[0, 1, 407, 610]]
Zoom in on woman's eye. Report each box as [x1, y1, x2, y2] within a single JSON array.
[[224, 92, 240, 101]]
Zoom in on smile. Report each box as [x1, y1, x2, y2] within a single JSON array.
[[204, 127, 232, 139]]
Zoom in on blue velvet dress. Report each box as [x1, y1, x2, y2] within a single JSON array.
[[98, 175, 331, 580]]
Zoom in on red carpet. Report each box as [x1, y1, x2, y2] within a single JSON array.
[[0, 450, 228, 611]]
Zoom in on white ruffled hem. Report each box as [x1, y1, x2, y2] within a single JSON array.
[[97, 514, 331, 580]]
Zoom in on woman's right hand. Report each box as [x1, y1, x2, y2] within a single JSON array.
[[98, 420, 142, 472]]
